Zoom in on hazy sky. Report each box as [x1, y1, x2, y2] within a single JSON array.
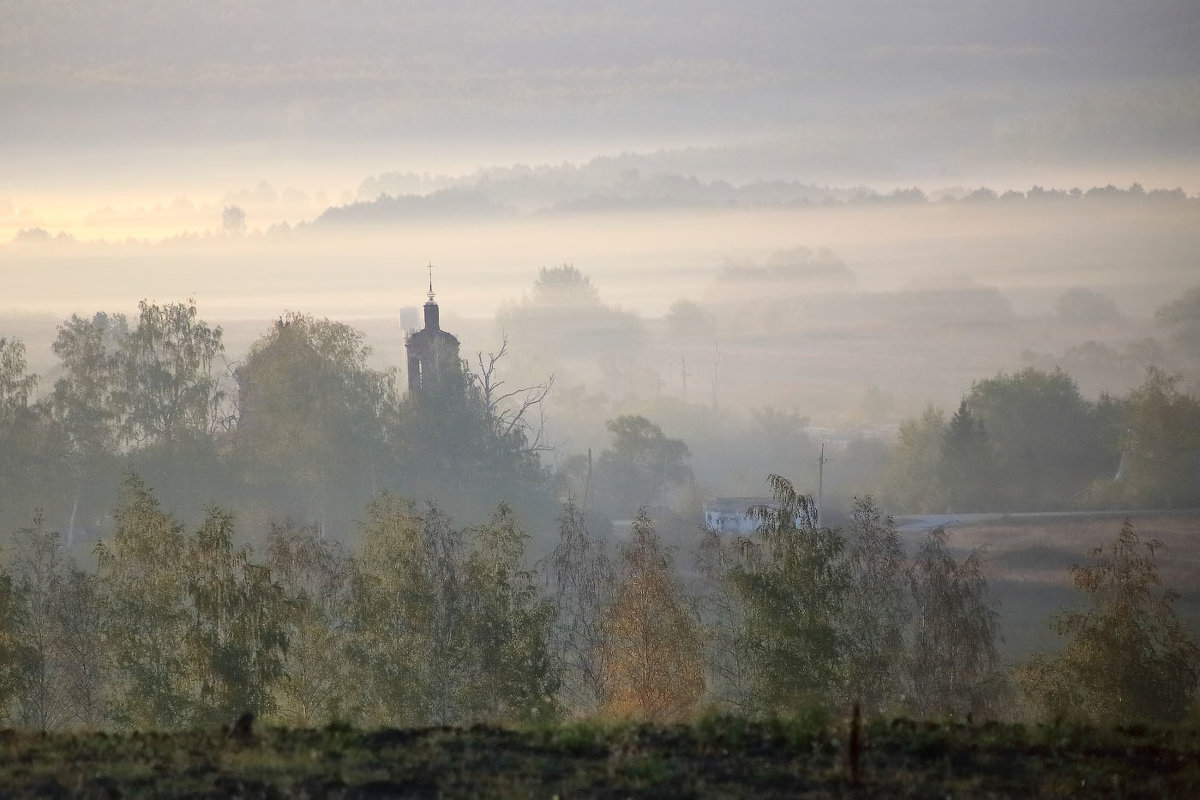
[[3, 0, 1198, 230], [2, 0, 1199, 334], [4, 0, 1200, 465]]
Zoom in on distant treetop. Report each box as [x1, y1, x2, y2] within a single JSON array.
[[532, 265, 599, 305]]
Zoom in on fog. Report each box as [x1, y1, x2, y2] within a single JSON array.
[[7, 189, 1198, 316], [5, 184, 1198, 507], [2, 0, 1199, 733], [4, 1, 1200, 209], [5, 1, 1198, 336]]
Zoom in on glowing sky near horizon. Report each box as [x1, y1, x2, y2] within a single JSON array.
[[1, 1, 1197, 239]]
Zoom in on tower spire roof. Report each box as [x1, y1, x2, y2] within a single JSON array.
[[406, 270, 459, 392]]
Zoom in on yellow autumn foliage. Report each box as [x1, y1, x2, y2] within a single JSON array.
[[600, 510, 705, 722]]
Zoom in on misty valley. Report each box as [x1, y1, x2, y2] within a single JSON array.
[[7, 1, 1200, 794], [1, 235, 1199, 741]]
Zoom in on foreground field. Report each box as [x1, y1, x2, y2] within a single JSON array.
[[2, 717, 1198, 798]]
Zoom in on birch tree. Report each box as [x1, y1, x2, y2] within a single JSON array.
[[542, 499, 615, 714], [907, 527, 1002, 719], [840, 497, 908, 716], [460, 505, 559, 722], [601, 509, 704, 722], [184, 508, 288, 725], [96, 474, 191, 728], [267, 520, 353, 726], [730, 475, 847, 715]]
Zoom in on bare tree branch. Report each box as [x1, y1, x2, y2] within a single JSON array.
[[472, 333, 555, 454]]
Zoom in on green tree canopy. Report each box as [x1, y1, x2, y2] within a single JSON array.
[[96, 474, 192, 728], [665, 298, 715, 342], [729, 475, 847, 715], [883, 405, 946, 513], [967, 368, 1111, 508], [596, 415, 691, 516], [0, 549, 31, 725], [542, 499, 615, 714], [236, 313, 395, 532], [1155, 286, 1200, 362], [348, 495, 557, 726], [0, 337, 37, 421], [939, 400, 998, 511], [840, 496, 908, 716], [266, 520, 352, 727], [118, 299, 226, 447], [96, 474, 288, 729], [460, 504, 559, 723], [184, 507, 289, 726], [1117, 368, 1200, 507], [0, 337, 51, 531], [395, 355, 548, 521], [49, 312, 128, 542]]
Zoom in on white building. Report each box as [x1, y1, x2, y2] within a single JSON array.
[[702, 497, 777, 535]]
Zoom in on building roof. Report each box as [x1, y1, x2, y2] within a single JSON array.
[[405, 326, 459, 347]]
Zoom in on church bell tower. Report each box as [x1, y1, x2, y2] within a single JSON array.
[[405, 265, 461, 392]]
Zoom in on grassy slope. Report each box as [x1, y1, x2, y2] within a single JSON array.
[[1, 718, 1197, 798]]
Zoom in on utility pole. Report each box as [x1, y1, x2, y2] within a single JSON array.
[[583, 448, 593, 511], [711, 339, 720, 409], [680, 356, 689, 403], [817, 443, 828, 526]]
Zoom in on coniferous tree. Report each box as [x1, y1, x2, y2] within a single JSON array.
[[939, 400, 997, 511]]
